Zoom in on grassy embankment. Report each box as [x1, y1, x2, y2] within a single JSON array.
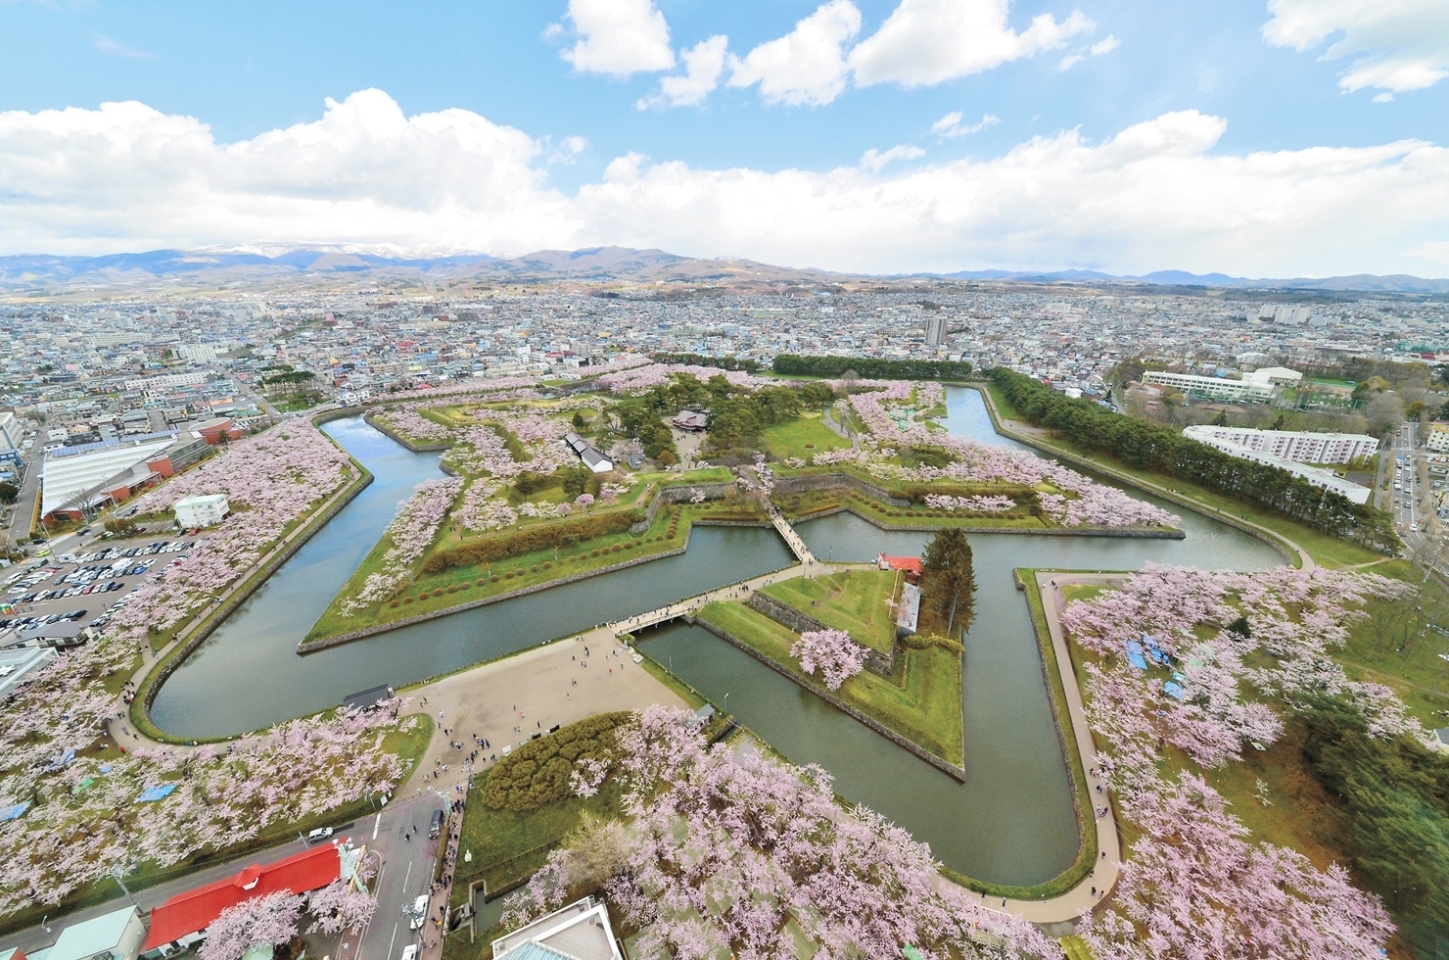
[[980, 383, 1377, 568], [760, 569, 898, 653], [695, 588, 963, 765], [303, 495, 765, 645], [0, 716, 431, 938]]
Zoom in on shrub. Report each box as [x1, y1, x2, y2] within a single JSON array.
[[422, 509, 643, 572], [460, 581, 471, 589], [446, 585, 457, 593], [491, 575, 501, 583], [543, 561, 552, 569], [476, 579, 486, 587], [390, 600, 400, 607], [479, 712, 630, 812], [504, 571, 515, 579], [591, 550, 600, 557], [403, 597, 414, 604], [530, 564, 540, 573]]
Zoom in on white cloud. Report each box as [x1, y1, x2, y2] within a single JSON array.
[[94, 35, 153, 60], [1263, 0, 1449, 94], [850, 0, 1093, 88], [728, 1, 862, 106], [557, 0, 674, 76], [2, 91, 1448, 278], [1061, 32, 1118, 70], [640, 35, 730, 109], [931, 111, 1000, 137], [861, 144, 926, 170]]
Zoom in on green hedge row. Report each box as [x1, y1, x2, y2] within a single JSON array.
[[423, 510, 643, 572], [989, 368, 1399, 553], [480, 712, 631, 812], [772, 354, 973, 381]]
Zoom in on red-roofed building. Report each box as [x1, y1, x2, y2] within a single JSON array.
[[877, 554, 923, 576], [142, 845, 341, 951]]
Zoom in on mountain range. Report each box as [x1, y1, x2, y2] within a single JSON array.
[[1, 245, 1446, 294]]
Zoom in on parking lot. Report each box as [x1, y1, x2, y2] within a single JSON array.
[[1, 533, 197, 643]]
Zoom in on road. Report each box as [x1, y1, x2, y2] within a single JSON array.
[[1388, 422, 1442, 565], [4, 447, 39, 552], [350, 794, 448, 960]]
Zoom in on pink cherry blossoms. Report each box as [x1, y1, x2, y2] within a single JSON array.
[[792, 628, 868, 690], [306, 879, 379, 935], [199, 890, 303, 960], [0, 634, 412, 918], [1060, 564, 1414, 958], [504, 706, 1054, 960], [348, 477, 462, 609], [112, 422, 355, 640], [924, 494, 1016, 513]]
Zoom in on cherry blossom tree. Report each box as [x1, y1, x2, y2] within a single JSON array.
[[792, 629, 868, 690], [200, 891, 303, 960], [307, 880, 378, 935], [504, 706, 1054, 960]]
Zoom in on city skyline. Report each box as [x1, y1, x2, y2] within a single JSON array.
[[1, 0, 1447, 277]]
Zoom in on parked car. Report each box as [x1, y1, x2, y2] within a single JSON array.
[[409, 895, 428, 930], [429, 809, 444, 839], [306, 827, 334, 843]]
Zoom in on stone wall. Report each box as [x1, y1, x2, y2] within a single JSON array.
[[773, 471, 911, 507], [630, 481, 737, 533], [746, 592, 896, 677]]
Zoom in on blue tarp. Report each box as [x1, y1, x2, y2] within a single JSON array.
[[47, 749, 75, 771], [136, 784, 178, 803], [1164, 681, 1186, 701], [1124, 639, 1149, 671], [1143, 636, 1172, 665], [0, 802, 30, 822]]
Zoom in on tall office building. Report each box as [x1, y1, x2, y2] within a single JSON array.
[[924, 316, 947, 349]]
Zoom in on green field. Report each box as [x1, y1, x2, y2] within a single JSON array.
[[761, 569, 899, 654], [696, 600, 964, 764], [760, 412, 851, 460]]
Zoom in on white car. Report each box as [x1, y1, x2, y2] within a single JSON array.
[[400, 947, 418, 960], [306, 827, 334, 843], [409, 894, 428, 930]]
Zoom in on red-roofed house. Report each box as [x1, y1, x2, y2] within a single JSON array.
[[877, 554, 923, 576], [142, 845, 341, 951]]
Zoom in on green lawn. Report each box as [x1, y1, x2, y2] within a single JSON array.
[[1336, 560, 1449, 726], [450, 773, 626, 909], [760, 412, 850, 460], [696, 600, 963, 764], [762, 569, 899, 654]]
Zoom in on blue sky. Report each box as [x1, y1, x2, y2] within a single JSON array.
[[1, 0, 1447, 276]]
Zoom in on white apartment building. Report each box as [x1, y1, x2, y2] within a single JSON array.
[[123, 371, 207, 392], [1427, 423, 1449, 454], [1184, 431, 1372, 504], [1183, 425, 1378, 464], [176, 343, 219, 362], [1143, 371, 1275, 402], [173, 493, 230, 528]]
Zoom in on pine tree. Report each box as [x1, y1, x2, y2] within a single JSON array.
[[922, 528, 976, 637]]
